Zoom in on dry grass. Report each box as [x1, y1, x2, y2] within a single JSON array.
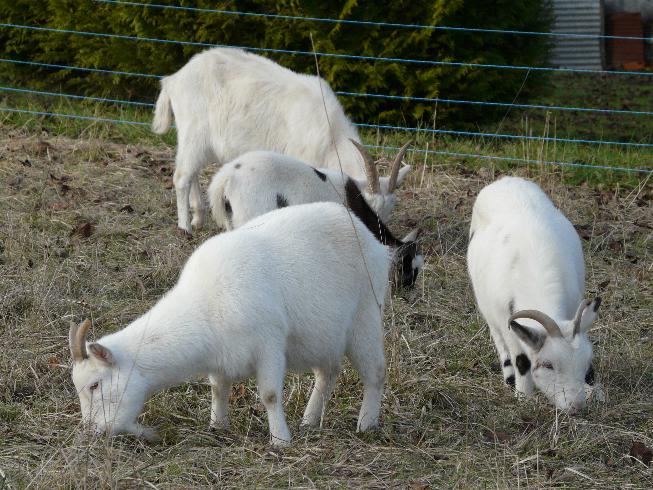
[[0, 124, 651, 489]]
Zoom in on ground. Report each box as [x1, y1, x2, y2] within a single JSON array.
[[0, 123, 651, 488]]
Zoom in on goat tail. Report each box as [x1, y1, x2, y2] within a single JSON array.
[[152, 85, 173, 134], [208, 167, 231, 229]]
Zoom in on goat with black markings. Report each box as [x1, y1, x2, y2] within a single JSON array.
[[208, 142, 423, 288], [68, 202, 391, 446], [152, 47, 408, 233], [467, 177, 601, 412]]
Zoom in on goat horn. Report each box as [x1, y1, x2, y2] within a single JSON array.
[[572, 299, 592, 337], [509, 310, 563, 338], [350, 139, 380, 194], [387, 140, 412, 192], [69, 319, 91, 362]]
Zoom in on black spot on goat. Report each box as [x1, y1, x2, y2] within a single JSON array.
[[313, 168, 327, 181], [506, 375, 515, 387], [515, 353, 531, 376], [224, 198, 233, 228], [584, 364, 595, 386], [276, 194, 289, 208]]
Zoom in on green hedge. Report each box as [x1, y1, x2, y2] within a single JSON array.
[[0, 0, 553, 127]]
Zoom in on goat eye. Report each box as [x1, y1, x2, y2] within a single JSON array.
[[89, 382, 99, 391], [542, 361, 554, 370]]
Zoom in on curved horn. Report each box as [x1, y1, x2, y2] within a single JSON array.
[[572, 299, 592, 337], [509, 310, 563, 338], [69, 319, 91, 362], [387, 140, 412, 192], [350, 139, 380, 194]]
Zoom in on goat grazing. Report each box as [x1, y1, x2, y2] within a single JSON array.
[[208, 142, 422, 288], [69, 202, 391, 446], [152, 47, 408, 232], [467, 177, 601, 412]]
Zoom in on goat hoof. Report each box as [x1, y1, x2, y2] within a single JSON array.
[[209, 420, 230, 431], [270, 438, 291, 448], [191, 217, 204, 230], [139, 427, 161, 443], [176, 227, 193, 239]]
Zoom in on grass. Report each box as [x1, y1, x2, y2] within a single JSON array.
[[0, 113, 651, 488], [491, 73, 653, 143]]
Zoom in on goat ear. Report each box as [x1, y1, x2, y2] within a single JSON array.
[[510, 321, 546, 352], [379, 165, 411, 193], [579, 297, 601, 333], [88, 343, 115, 365], [402, 228, 421, 242]]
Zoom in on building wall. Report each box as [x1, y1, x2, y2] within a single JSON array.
[[605, 0, 653, 20], [550, 0, 605, 69]]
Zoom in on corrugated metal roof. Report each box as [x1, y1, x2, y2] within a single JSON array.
[[550, 0, 605, 69]]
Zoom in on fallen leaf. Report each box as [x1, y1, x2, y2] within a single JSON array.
[[409, 482, 429, 490], [9, 175, 23, 189], [483, 429, 511, 443], [607, 240, 623, 253], [629, 441, 652, 466], [34, 140, 52, 155], [70, 222, 94, 238], [120, 204, 135, 213], [230, 384, 247, 403], [50, 201, 71, 211], [574, 224, 591, 240], [598, 279, 610, 289]]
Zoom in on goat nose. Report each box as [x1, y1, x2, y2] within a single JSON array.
[[568, 400, 586, 415]]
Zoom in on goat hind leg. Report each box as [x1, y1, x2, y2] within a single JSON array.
[[348, 313, 385, 432], [301, 366, 340, 428], [190, 175, 205, 230], [173, 167, 193, 233], [256, 354, 291, 446]]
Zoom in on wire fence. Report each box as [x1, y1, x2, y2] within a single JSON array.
[[0, 1, 652, 175]]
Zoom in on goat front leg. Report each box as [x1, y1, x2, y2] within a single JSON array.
[[209, 374, 231, 429], [488, 322, 516, 388], [505, 333, 535, 397]]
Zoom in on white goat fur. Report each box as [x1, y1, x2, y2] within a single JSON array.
[[70, 202, 391, 446], [153, 47, 395, 232], [467, 177, 600, 411], [208, 150, 411, 228]]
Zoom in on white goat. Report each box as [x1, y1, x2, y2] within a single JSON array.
[[208, 143, 422, 288], [467, 177, 601, 412], [69, 202, 391, 446], [152, 47, 407, 232]]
